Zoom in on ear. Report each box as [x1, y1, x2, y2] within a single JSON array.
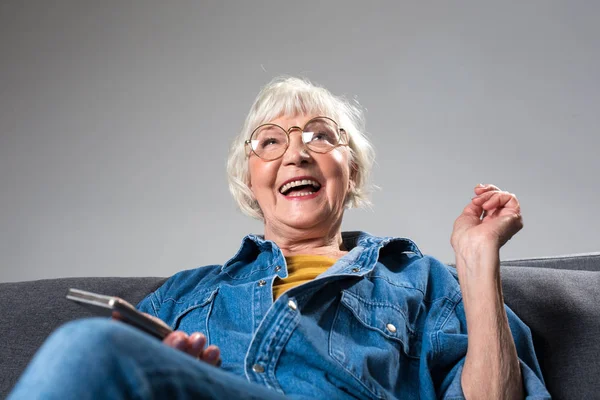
[[245, 174, 257, 203], [348, 160, 358, 189], [246, 172, 253, 190]]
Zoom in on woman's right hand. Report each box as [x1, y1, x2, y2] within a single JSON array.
[[112, 311, 221, 367], [162, 330, 221, 367]]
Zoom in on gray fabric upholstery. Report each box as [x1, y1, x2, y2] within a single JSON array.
[[1, 254, 599, 399], [500, 264, 600, 399], [0, 276, 166, 398], [502, 253, 600, 271]]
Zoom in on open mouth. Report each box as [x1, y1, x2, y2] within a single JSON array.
[[279, 179, 322, 197]]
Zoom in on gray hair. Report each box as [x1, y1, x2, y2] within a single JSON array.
[[227, 76, 375, 220]]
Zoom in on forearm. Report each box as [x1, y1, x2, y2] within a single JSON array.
[[455, 244, 523, 400]]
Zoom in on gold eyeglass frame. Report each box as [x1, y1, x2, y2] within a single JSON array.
[[244, 116, 349, 161]]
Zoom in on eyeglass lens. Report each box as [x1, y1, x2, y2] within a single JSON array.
[[250, 118, 341, 160]]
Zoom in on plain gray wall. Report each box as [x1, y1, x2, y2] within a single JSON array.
[[1, 1, 598, 283]]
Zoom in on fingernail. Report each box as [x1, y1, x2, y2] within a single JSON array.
[[477, 183, 485, 188]]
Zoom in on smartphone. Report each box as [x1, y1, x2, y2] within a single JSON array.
[[66, 288, 173, 340]]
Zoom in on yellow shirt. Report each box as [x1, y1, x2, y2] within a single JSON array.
[[272, 255, 336, 300]]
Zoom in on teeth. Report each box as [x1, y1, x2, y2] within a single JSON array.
[[279, 179, 321, 194], [287, 190, 316, 197]]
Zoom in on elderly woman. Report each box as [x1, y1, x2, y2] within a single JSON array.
[[9, 77, 549, 399]]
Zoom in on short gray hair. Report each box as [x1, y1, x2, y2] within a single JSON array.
[[227, 76, 375, 220]]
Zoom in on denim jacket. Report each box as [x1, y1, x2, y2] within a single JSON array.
[[137, 231, 550, 399]]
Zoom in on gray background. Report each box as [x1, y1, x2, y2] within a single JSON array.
[[1, 1, 598, 283]]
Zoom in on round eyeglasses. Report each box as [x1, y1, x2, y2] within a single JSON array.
[[245, 116, 348, 161]]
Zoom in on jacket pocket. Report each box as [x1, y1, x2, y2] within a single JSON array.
[[163, 287, 219, 343], [329, 290, 421, 399]]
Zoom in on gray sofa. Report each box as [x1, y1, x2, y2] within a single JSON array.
[[1, 254, 599, 399]]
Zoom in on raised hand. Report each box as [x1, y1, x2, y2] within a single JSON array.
[[451, 185, 526, 399], [451, 184, 523, 252]]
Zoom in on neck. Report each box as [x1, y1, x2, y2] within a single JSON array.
[[263, 221, 347, 259]]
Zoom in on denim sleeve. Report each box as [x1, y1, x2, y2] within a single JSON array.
[[427, 301, 551, 399]]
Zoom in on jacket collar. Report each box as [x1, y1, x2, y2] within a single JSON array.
[[222, 231, 422, 273]]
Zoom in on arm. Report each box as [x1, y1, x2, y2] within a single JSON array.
[[455, 244, 523, 399], [451, 184, 524, 399]]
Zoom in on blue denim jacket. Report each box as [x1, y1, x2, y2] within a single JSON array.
[[137, 231, 550, 399]]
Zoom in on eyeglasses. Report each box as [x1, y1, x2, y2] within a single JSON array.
[[245, 116, 348, 161]]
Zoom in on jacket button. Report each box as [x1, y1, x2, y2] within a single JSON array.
[[275, 265, 281, 272], [287, 299, 297, 311], [258, 279, 266, 287], [352, 267, 360, 273], [386, 323, 397, 333], [252, 364, 265, 373]]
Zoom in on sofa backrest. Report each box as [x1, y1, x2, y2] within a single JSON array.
[[1, 253, 599, 399], [500, 253, 600, 400]]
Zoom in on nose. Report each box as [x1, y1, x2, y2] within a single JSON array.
[[282, 128, 312, 165]]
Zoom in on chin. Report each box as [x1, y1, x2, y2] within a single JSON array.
[[281, 212, 326, 230]]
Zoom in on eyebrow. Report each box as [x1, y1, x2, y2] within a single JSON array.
[[258, 124, 283, 132]]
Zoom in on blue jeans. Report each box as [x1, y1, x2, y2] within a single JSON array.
[[8, 318, 289, 399]]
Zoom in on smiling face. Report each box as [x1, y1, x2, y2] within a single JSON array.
[[248, 114, 354, 240]]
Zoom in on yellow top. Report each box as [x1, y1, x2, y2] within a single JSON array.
[[272, 255, 337, 300]]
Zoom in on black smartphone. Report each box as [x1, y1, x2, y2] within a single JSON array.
[[66, 288, 173, 340]]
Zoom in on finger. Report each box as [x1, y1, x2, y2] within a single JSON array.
[[461, 200, 484, 218], [163, 331, 190, 351], [471, 189, 500, 204], [473, 190, 521, 220], [482, 191, 520, 212], [201, 345, 221, 366], [473, 183, 500, 195], [188, 332, 207, 358], [472, 190, 520, 213], [464, 186, 498, 218], [471, 192, 495, 218]]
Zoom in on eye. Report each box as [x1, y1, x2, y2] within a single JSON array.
[[307, 131, 336, 144], [261, 137, 279, 147]]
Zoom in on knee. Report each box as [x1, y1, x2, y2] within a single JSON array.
[[46, 317, 138, 357], [11, 319, 151, 397]]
